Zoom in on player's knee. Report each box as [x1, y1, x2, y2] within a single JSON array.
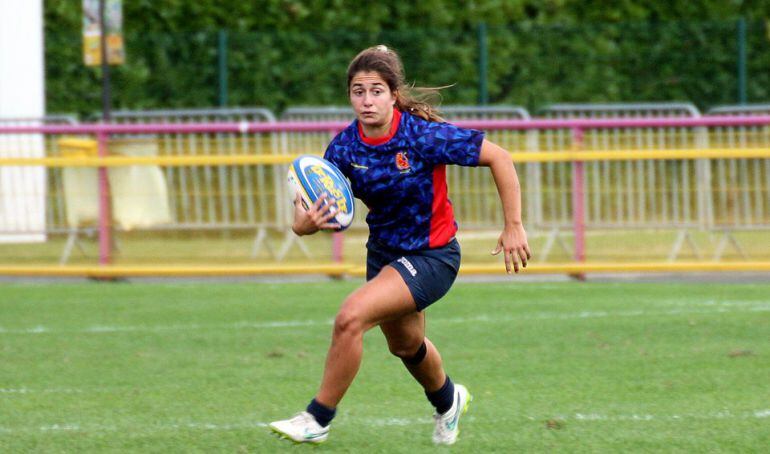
[[392, 340, 427, 365], [333, 306, 364, 337]]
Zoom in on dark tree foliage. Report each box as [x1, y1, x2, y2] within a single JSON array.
[[43, 1, 769, 115]]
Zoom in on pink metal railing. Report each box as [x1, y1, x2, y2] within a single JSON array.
[[1, 115, 769, 267], [2, 115, 770, 135]]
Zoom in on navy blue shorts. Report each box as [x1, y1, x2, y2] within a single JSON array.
[[366, 239, 461, 311]]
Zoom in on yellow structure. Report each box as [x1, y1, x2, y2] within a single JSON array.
[[58, 137, 171, 230]]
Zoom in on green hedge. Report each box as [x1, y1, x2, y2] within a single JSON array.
[[43, 2, 770, 115]]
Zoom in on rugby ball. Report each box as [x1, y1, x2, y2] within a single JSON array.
[[287, 155, 355, 231]]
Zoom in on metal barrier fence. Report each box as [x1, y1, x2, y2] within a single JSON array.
[[0, 117, 769, 276], [540, 103, 702, 118], [705, 104, 770, 258], [0, 116, 77, 246], [108, 108, 291, 258], [707, 104, 770, 116], [537, 103, 707, 260], [110, 108, 278, 228], [245, 104, 766, 261]]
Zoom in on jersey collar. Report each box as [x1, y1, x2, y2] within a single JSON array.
[[358, 107, 402, 146]]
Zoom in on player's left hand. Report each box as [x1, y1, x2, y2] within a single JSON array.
[[491, 223, 531, 274]]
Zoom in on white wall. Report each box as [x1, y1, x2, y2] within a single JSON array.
[[0, 0, 46, 242]]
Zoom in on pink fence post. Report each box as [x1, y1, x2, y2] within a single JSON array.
[[332, 231, 344, 263], [97, 131, 112, 265], [572, 127, 586, 266]]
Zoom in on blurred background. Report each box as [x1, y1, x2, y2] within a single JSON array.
[[44, 2, 770, 114], [1, 0, 769, 275]]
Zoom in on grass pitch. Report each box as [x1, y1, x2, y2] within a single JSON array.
[[1, 281, 768, 452]]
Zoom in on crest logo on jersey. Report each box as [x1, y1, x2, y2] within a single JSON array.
[[395, 152, 410, 172]]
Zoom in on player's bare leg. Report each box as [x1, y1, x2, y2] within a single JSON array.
[[270, 265, 414, 443], [381, 306, 472, 445], [315, 265, 415, 407], [380, 312, 445, 391]]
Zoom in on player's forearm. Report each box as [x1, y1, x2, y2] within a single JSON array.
[[479, 140, 523, 227], [491, 157, 523, 227]]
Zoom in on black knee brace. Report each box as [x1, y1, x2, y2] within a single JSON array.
[[400, 341, 427, 366]]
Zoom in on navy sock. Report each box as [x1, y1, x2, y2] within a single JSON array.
[[425, 376, 455, 415], [306, 398, 336, 427]]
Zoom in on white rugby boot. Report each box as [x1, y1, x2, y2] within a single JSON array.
[[432, 383, 472, 445], [269, 411, 329, 444]]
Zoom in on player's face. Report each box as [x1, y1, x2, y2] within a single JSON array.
[[349, 71, 396, 132]]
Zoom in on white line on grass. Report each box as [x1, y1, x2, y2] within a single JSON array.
[[550, 409, 770, 422], [0, 411, 767, 435], [0, 319, 332, 334], [0, 303, 768, 335], [0, 388, 84, 394], [0, 418, 428, 435]]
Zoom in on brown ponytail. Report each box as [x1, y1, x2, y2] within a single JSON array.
[[347, 45, 446, 123]]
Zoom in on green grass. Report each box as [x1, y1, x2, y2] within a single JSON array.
[[1, 281, 768, 452]]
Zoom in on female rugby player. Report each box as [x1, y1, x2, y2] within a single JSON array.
[[270, 45, 530, 445]]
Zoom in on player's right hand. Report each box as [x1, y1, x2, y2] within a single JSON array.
[[291, 193, 340, 235]]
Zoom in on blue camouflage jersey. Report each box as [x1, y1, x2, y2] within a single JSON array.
[[323, 109, 484, 251]]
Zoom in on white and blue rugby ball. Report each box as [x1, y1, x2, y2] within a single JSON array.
[[287, 155, 355, 231]]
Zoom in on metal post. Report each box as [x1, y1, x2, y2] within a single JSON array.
[[97, 131, 112, 265], [218, 29, 228, 107], [99, 0, 111, 121], [98, 0, 112, 265], [477, 22, 488, 105], [572, 128, 586, 265], [737, 17, 747, 105]]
